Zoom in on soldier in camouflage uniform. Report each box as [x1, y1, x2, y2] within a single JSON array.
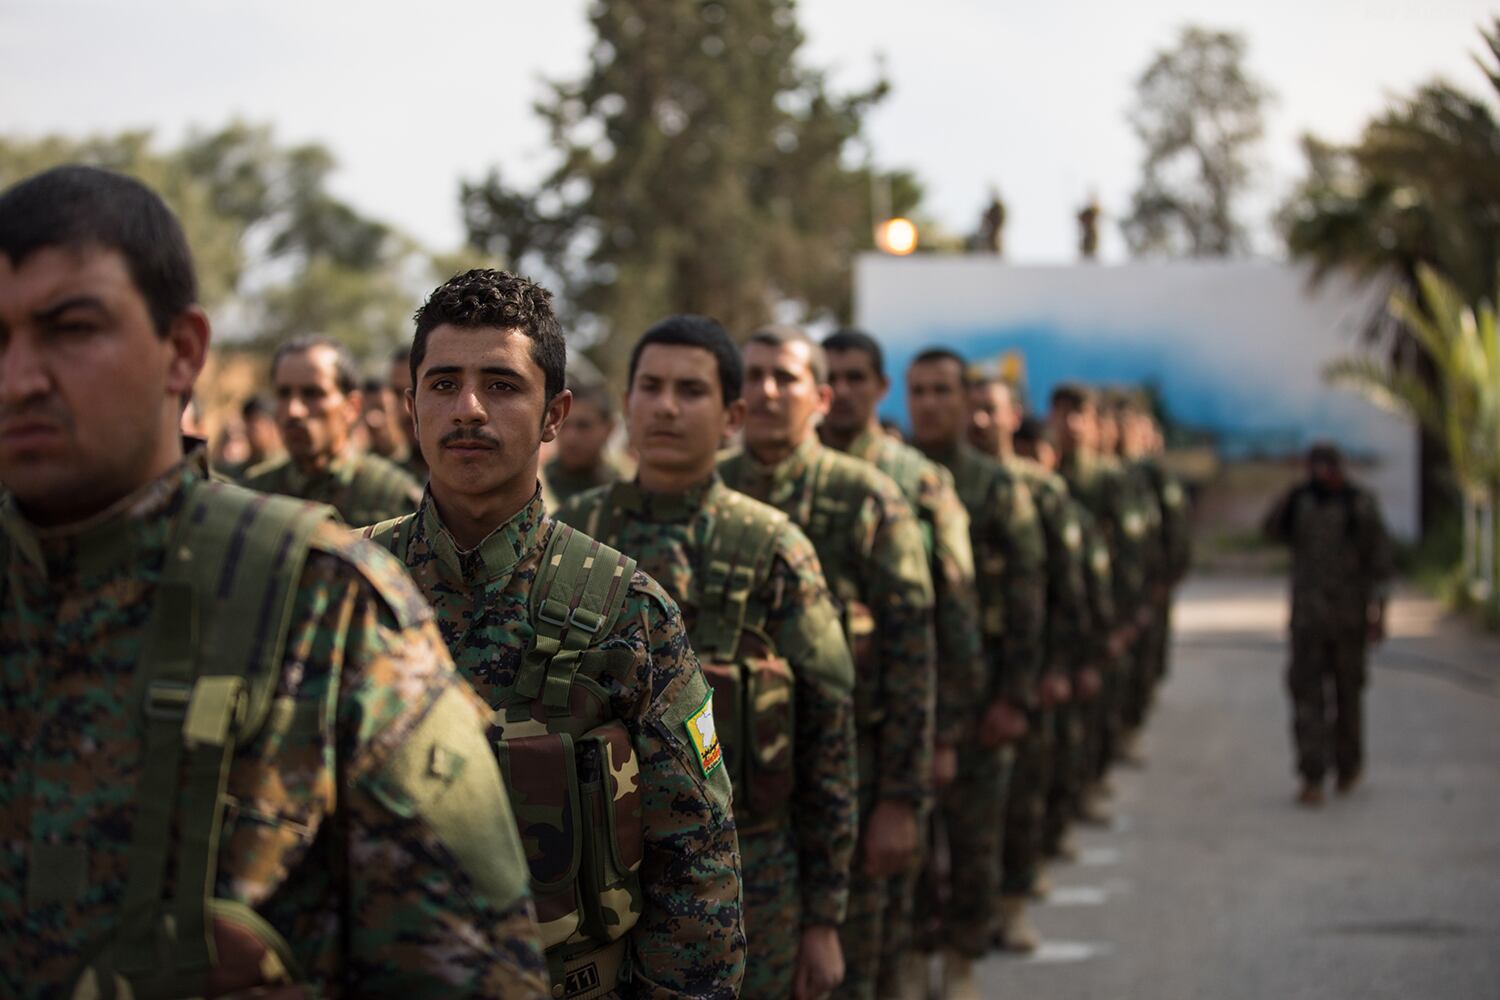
[[545, 380, 623, 506], [1012, 417, 1113, 854], [967, 374, 1090, 951], [1122, 404, 1192, 693], [1263, 443, 1392, 806], [365, 270, 745, 998], [386, 345, 429, 483], [0, 165, 548, 998], [820, 330, 984, 997], [719, 325, 936, 1000], [243, 335, 422, 525], [1050, 384, 1145, 815], [558, 315, 857, 1000], [905, 349, 1046, 997]]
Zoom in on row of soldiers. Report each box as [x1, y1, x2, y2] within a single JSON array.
[[1, 163, 1189, 1000]]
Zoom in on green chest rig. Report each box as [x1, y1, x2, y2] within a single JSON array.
[[12, 481, 334, 999], [364, 515, 642, 1000]]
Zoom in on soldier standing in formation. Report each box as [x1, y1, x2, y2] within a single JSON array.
[[818, 329, 984, 998], [360, 269, 746, 998], [904, 349, 1045, 995], [242, 334, 422, 524], [0, 166, 549, 997], [719, 325, 936, 1000], [966, 372, 1090, 950], [1263, 443, 1391, 806], [556, 315, 857, 1000], [545, 380, 623, 506]]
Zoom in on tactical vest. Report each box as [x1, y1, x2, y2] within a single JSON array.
[[801, 455, 883, 732], [365, 516, 644, 1000], [585, 487, 797, 834], [24, 481, 335, 998]]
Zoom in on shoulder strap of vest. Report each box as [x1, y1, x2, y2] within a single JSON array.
[[361, 513, 410, 557], [110, 480, 333, 992], [695, 493, 787, 661], [515, 523, 638, 714]]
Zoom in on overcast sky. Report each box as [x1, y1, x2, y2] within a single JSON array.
[[3, 0, 1495, 262]]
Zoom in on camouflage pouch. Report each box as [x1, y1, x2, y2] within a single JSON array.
[[692, 492, 797, 829]]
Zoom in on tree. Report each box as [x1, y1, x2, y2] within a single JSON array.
[[1326, 266, 1500, 616], [0, 123, 456, 359], [1121, 27, 1270, 257], [461, 0, 920, 378]]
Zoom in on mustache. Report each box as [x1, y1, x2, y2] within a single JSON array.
[[441, 428, 500, 447], [0, 399, 70, 427]]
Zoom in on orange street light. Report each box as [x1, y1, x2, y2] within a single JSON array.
[[876, 217, 918, 256]]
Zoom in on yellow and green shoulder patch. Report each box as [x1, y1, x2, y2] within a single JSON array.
[[683, 690, 724, 778]]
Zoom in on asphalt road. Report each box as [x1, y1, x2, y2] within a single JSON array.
[[972, 575, 1500, 1000]]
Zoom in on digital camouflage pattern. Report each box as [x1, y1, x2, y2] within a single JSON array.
[[1117, 459, 1165, 732], [1000, 458, 1089, 896], [544, 456, 623, 509], [1264, 478, 1392, 783], [243, 448, 422, 527], [719, 437, 935, 1000], [556, 475, 857, 1000], [0, 450, 548, 998], [824, 426, 982, 981], [914, 442, 1044, 959], [374, 489, 746, 999]]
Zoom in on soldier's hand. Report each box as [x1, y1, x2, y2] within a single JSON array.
[[863, 799, 918, 877], [1076, 666, 1103, 701], [933, 743, 959, 788], [793, 924, 846, 1000], [978, 699, 1029, 748], [1040, 671, 1072, 707]]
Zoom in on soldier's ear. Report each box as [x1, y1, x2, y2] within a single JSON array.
[[723, 397, 747, 437], [541, 388, 573, 443], [814, 381, 833, 416], [163, 305, 210, 400]]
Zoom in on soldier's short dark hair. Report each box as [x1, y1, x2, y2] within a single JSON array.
[[0, 165, 198, 338], [909, 347, 967, 384], [822, 328, 886, 380], [630, 314, 744, 404], [272, 335, 360, 395], [241, 395, 274, 422], [746, 324, 828, 385], [568, 379, 615, 419], [1014, 415, 1048, 448], [1050, 382, 1095, 412], [411, 269, 566, 404], [1308, 441, 1344, 470]]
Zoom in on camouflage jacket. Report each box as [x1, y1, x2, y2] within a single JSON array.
[[919, 442, 1047, 710], [0, 451, 548, 998], [719, 437, 936, 804], [544, 456, 622, 509], [1263, 479, 1393, 636], [375, 489, 746, 999], [1008, 458, 1090, 679], [244, 448, 421, 527], [556, 475, 856, 928], [831, 427, 984, 747], [1075, 503, 1117, 668], [1059, 452, 1147, 624], [1121, 456, 1166, 601], [1137, 457, 1192, 586]]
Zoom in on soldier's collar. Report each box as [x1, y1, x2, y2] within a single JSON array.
[[615, 474, 719, 522], [744, 435, 819, 481], [842, 426, 886, 463], [0, 446, 203, 581], [420, 484, 547, 586]]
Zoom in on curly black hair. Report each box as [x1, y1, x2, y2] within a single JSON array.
[[410, 269, 566, 403]]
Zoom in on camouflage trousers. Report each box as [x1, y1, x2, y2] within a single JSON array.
[[1082, 658, 1125, 783], [912, 742, 1014, 959], [1043, 696, 1086, 853], [832, 837, 888, 999], [875, 800, 931, 997], [740, 828, 800, 1000], [1122, 621, 1155, 733], [1287, 629, 1368, 783], [1001, 709, 1054, 895]]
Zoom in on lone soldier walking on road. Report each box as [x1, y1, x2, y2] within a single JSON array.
[[243, 335, 422, 525], [362, 269, 746, 998], [1263, 443, 1392, 807], [0, 166, 548, 997], [719, 324, 936, 1000], [558, 315, 857, 1000]]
